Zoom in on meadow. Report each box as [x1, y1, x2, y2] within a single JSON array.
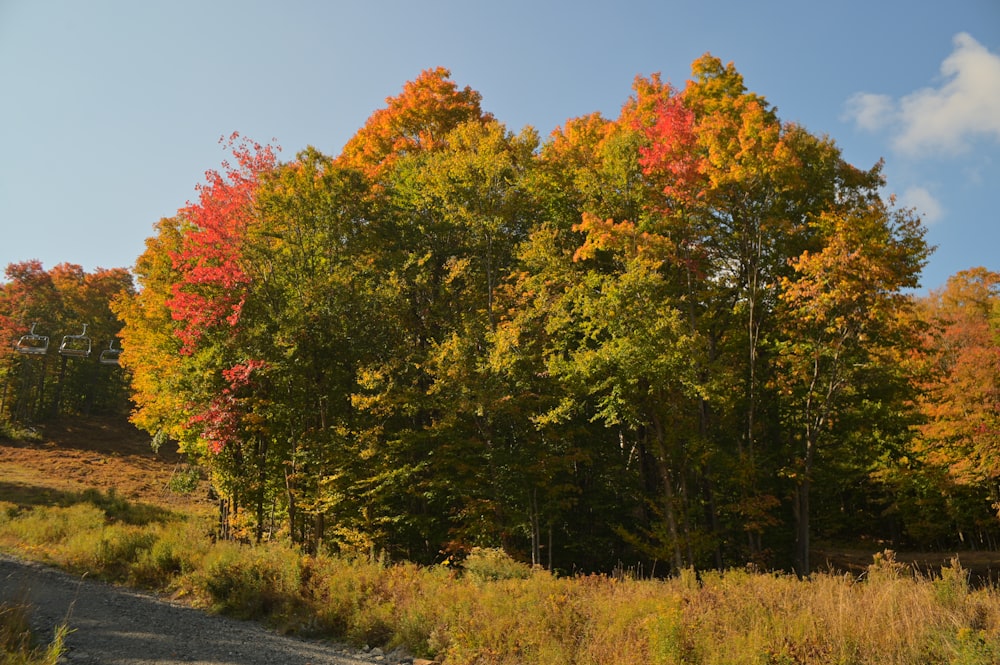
[[4, 419, 1000, 664], [2, 490, 1000, 665]]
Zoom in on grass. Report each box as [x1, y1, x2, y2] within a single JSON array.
[[0, 597, 69, 665], [2, 491, 1000, 665], [5, 419, 998, 663]]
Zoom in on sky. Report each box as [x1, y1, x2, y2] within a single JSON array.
[[1, 1, 998, 293]]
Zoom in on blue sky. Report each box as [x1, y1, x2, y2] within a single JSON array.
[[1, 1, 998, 292]]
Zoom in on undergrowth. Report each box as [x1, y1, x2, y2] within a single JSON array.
[[2, 493, 1000, 664], [0, 422, 42, 443]]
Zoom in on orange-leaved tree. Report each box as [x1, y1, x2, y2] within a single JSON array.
[[907, 268, 1000, 538]]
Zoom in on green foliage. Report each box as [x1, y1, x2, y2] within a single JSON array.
[[0, 422, 42, 442], [167, 465, 203, 495], [108, 54, 967, 574]]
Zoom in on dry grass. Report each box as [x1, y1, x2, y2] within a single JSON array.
[[0, 416, 214, 516], [3, 417, 1000, 664], [3, 493, 1000, 664]]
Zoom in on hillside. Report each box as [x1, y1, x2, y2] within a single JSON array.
[[0, 415, 213, 515]]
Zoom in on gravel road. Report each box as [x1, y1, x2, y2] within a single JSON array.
[[0, 553, 407, 665]]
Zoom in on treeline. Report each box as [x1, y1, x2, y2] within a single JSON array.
[[0, 261, 133, 422], [4, 56, 999, 574]]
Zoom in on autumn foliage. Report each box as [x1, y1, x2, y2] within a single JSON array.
[[167, 133, 279, 353], [8, 59, 1000, 576], [0, 261, 134, 423]]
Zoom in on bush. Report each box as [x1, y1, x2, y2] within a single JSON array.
[[462, 547, 533, 583], [0, 501, 19, 524], [168, 465, 202, 495], [194, 541, 303, 621], [6, 499, 1000, 665], [0, 422, 41, 443], [130, 519, 210, 588], [64, 523, 157, 579]]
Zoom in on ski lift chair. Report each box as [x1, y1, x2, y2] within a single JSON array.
[[59, 324, 92, 358], [14, 323, 49, 355], [99, 340, 121, 366]]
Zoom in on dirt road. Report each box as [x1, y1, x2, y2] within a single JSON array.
[[0, 553, 397, 665]]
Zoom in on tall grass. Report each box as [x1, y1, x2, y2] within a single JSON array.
[[0, 598, 69, 665], [1, 495, 1000, 664]]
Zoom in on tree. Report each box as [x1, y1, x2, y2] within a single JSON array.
[[117, 134, 281, 541], [636, 55, 888, 563], [112, 217, 189, 445], [114, 59, 944, 571], [552, 213, 706, 571], [775, 197, 929, 573], [1, 261, 133, 424], [348, 117, 542, 559], [890, 268, 1000, 548], [338, 67, 492, 181], [915, 269, 1000, 486], [245, 147, 380, 549]]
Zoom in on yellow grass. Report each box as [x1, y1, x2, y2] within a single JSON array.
[[2, 494, 999, 665], [9, 416, 986, 662]]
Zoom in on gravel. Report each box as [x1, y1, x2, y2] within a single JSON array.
[[0, 553, 412, 665]]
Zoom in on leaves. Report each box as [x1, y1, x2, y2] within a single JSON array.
[[102, 58, 961, 570]]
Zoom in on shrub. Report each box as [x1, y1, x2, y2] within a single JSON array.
[[130, 519, 211, 588], [64, 523, 157, 579], [0, 501, 19, 524], [462, 547, 533, 583], [7, 499, 1000, 665], [194, 541, 303, 621], [0, 422, 41, 443], [167, 465, 202, 495]]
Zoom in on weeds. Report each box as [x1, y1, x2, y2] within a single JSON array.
[[2, 496, 1000, 664], [193, 540, 304, 620], [0, 598, 68, 665]]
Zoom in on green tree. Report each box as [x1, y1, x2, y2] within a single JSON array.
[[775, 197, 929, 573], [350, 118, 540, 560]]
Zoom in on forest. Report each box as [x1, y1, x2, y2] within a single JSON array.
[[2, 55, 998, 576]]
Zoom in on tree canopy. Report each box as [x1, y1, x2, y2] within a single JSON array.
[[7, 57, 1000, 574]]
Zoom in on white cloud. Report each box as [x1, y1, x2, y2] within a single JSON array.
[[842, 92, 896, 131], [899, 185, 945, 225], [844, 33, 1000, 156]]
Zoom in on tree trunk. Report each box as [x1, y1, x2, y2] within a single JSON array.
[[795, 475, 810, 576], [255, 438, 269, 544], [795, 431, 816, 576], [529, 489, 540, 567], [284, 464, 297, 545], [650, 411, 684, 572]]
